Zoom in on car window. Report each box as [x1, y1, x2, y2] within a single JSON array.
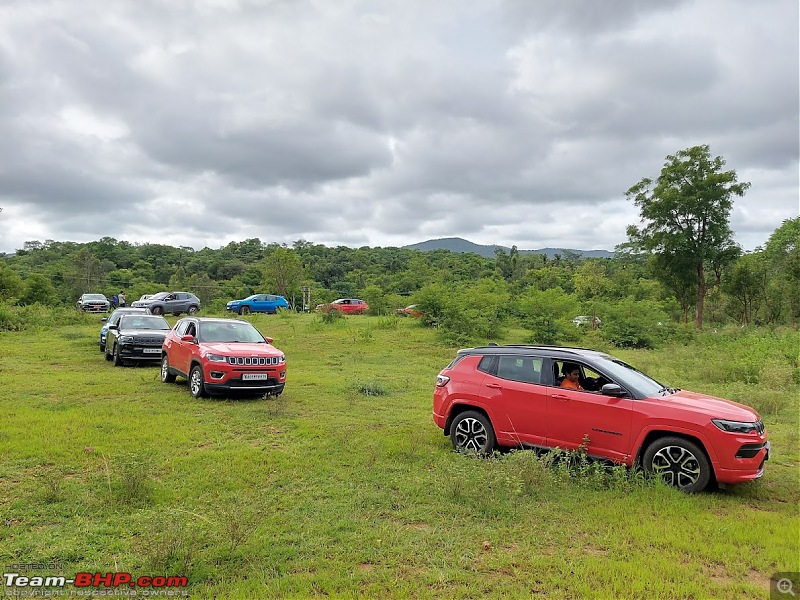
[[447, 355, 467, 370], [199, 322, 266, 344], [551, 359, 619, 393], [496, 355, 543, 384], [477, 355, 497, 375], [175, 321, 191, 336]]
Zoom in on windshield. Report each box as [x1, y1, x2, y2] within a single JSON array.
[[198, 321, 267, 343], [84, 294, 106, 301], [597, 357, 667, 397], [119, 315, 171, 330]]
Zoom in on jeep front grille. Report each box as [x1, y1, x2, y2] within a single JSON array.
[[227, 356, 281, 366]]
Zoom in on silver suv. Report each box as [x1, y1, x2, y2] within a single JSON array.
[[131, 291, 201, 316]]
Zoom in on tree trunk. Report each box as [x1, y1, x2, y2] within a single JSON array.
[[695, 262, 706, 330]]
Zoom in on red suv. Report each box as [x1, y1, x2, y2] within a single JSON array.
[[316, 298, 369, 315], [161, 317, 286, 398], [433, 345, 769, 493]]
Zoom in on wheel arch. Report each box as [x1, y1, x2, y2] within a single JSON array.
[[634, 429, 718, 482], [443, 403, 492, 437]]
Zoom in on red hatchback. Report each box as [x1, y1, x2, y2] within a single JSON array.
[[161, 317, 286, 398], [433, 345, 769, 493], [317, 298, 369, 315]]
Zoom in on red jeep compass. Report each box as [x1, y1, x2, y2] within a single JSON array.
[[433, 345, 769, 493], [161, 317, 286, 398]]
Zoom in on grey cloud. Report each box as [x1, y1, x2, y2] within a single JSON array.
[[0, 0, 796, 254], [501, 0, 688, 35]]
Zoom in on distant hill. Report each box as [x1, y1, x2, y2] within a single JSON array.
[[403, 237, 614, 259]]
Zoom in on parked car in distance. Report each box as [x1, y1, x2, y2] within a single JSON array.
[[161, 317, 286, 399], [131, 291, 201, 316], [99, 307, 148, 351], [573, 315, 601, 327], [226, 294, 290, 315], [433, 345, 769, 493], [104, 314, 172, 367], [316, 298, 369, 315], [77, 293, 110, 313], [396, 304, 423, 318]]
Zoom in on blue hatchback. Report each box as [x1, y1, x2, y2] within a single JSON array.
[[225, 294, 290, 315], [99, 308, 148, 351]]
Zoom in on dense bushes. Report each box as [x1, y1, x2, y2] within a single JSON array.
[[0, 302, 90, 331]]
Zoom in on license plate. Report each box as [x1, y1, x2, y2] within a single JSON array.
[[242, 373, 270, 380], [143, 348, 161, 354]]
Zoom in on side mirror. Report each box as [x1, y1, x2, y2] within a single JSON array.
[[108, 324, 118, 330], [601, 383, 626, 397], [180, 334, 196, 343], [265, 336, 273, 344], [101, 318, 108, 322]]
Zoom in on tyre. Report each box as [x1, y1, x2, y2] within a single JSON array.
[[151, 306, 163, 315], [161, 355, 176, 383], [642, 436, 712, 493], [239, 306, 251, 316], [100, 343, 105, 352], [104, 345, 113, 361], [450, 411, 496, 455], [188, 305, 199, 315], [112, 344, 124, 367], [189, 365, 206, 398]]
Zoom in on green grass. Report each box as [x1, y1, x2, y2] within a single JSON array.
[[0, 312, 798, 598]]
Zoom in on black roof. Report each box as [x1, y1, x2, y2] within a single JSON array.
[[458, 345, 612, 361]]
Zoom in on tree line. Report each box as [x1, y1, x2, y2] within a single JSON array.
[[0, 146, 797, 346]]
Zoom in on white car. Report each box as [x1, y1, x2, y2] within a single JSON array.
[[572, 315, 601, 327]]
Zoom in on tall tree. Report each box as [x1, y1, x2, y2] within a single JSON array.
[[625, 145, 749, 329], [262, 247, 304, 305]]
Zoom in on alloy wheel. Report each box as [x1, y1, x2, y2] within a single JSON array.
[[650, 445, 701, 488], [454, 417, 488, 452]]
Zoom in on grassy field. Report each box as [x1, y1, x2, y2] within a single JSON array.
[[0, 312, 798, 599]]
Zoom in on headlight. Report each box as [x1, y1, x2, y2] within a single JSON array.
[[278, 354, 286, 364], [119, 335, 134, 343], [712, 419, 760, 434], [207, 353, 228, 363]]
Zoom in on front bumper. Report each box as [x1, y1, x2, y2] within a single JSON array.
[[204, 379, 286, 396], [118, 343, 164, 362], [715, 440, 770, 485], [81, 305, 109, 313]]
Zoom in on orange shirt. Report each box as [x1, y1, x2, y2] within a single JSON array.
[[560, 378, 583, 390]]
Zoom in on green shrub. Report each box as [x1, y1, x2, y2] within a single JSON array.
[[600, 298, 672, 349], [0, 301, 24, 331], [320, 307, 343, 324]]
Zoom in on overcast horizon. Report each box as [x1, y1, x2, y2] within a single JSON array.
[[0, 0, 797, 255]]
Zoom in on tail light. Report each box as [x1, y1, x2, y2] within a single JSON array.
[[436, 375, 450, 387]]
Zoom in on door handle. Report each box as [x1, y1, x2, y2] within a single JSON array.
[[485, 383, 502, 389], [552, 394, 570, 401]]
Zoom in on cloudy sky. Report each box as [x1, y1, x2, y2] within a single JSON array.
[[0, 0, 797, 255]]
